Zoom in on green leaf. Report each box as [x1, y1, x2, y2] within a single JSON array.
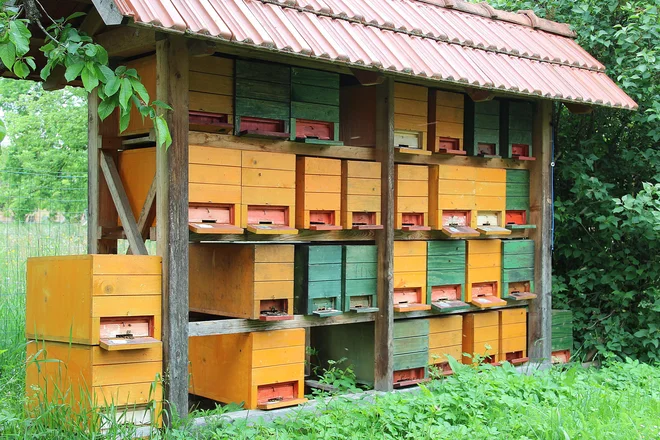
[[152, 100, 173, 111], [104, 76, 121, 97], [97, 64, 114, 83], [66, 11, 87, 21], [64, 62, 85, 82], [0, 118, 6, 143], [119, 110, 131, 133], [9, 20, 31, 56], [124, 68, 139, 79], [129, 78, 150, 104], [24, 57, 36, 70], [155, 115, 172, 149], [119, 77, 133, 111], [80, 65, 99, 92], [95, 45, 108, 65], [115, 65, 127, 76], [98, 98, 116, 121], [0, 41, 16, 70], [13, 60, 29, 79]]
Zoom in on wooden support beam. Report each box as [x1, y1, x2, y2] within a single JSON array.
[[563, 102, 594, 115], [99, 151, 149, 256], [529, 100, 553, 363], [90, 0, 125, 26], [95, 26, 156, 58], [79, 8, 105, 37], [374, 77, 395, 391], [350, 68, 385, 86], [126, 177, 156, 255], [156, 34, 190, 422]]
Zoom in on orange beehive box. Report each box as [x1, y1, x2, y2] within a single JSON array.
[[189, 329, 307, 410], [341, 160, 382, 230], [429, 165, 479, 238], [121, 55, 234, 136], [462, 311, 500, 364], [189, 244, 295, 321], [394, 83, 430, 155], [26, 255, 162, 348], [118, 146, 243, 234], [475, 168, 510, 236], [26, 340, 162, 427], [428, 315, 463, 375], [241, 150, 298, 234], [428, 90, 466, 155], [393, 241, 430, 312], [499, 308, 528, 364], [296, 157, 342, 230], [395, 164, 430, 230], [466, 240, 506, 308]]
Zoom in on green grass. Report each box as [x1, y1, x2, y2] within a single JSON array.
[[1, 223, 659, 438]]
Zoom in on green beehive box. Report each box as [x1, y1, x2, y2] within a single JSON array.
[[312, 319, 429, 387], [234, 59, 291, 137], [426, 241, 470, 312], [342, 245, 378, 313], [295, 245, 343, 317], [505, 169, 535, 230], [290, 67, 342, 145], [464, 99, 500, 157], [501, 240, 535, 299], [501, 101, 534, 159], [551, 310, 574, 352]]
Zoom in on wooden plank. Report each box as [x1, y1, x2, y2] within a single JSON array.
[[99, 151, 148, 256], [528, 100, 552, 364], [374, 77, 395, 392], [156, 35, 190, 422], [94, 26, 155, 58], [127, 177, 156, 255], [91, 0, 125, 26]]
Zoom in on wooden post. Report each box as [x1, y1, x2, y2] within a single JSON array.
[[529, 100, 553, 363], [156, 34, 190, 421], [374, 77, 395, 391]]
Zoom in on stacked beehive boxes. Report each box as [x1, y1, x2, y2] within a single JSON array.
[[475, 168, 511, 236], [429, 90, 466, 154], [394, 83, 429, 154], [296, 157, 342, 230], [502, 240, 537, 300], [426, 241, 469, 312], [466, 240, 506, 308], [465, 100, 501, 157], [551, 310, 574, 363], [498, 309, 528, 364], [462, 311, 500, 364], [505, 169, 535, 229], [393, 241, 430, 312], [25, 255, 163, 427], [290, 67, 342, 144], [501, 101, 534, 160], [428, 316, 463, 374], [189, 244, 295, 321], [189, 329, 307, 410], [429, 165, 479, 238], [341, 160, 382, 229], [342, 245, 378, 313], [294, 245, 343, 317], [395, 164, 430, 230]]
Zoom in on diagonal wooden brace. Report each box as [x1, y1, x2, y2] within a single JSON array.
[[100, 150, 149, 256], [127, 177, 156, 255]]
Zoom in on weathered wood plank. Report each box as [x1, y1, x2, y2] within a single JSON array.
[[374, 77, 395, 392], [127, 176, 156, 255], [156, 35, 190, 422]]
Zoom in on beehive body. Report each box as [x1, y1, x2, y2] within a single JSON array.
[[429, 90, 465, 154], [290, 67, 341, 144], [342, 245, 378, 312], [498, 308, 528, 363], [26, 255, 162, 345], [296, 157, 342, 229], [189, 244, 295, 319], [426, 241, 468, 311], [551, 310, 574, 362], [395, 164, 429, 230], [465, 100, 501, 157], [466, 240, 504, 307], [428, 315, 463, 369], [394, 83, 428, 151], [429, 165, 479, 236], [501, 101, 534, 159], [189, 329, 306, 410], [294, 245, 343, 316], [341, 160, 382, 229], [462, 311, 500, 363], [475, 168, 507, 233], [393, 241, 429, 311], [501, 240, 535, 298], [505, 169, 532, 227]]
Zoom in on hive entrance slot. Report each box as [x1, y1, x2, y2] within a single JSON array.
[[432, 361, 454, 377], [478, 143, 498, 157], [349, 295, 378, 313], [311, 298, 342, 317], [295, 119, 334, 140], [508, 281, 537, 300], [99, 317, 160, 351], [238, 117, 289, 139], [505, 351, 529, 365], [247, 206, 298, 234], [259, 299, 293, 321], [393, 288, 430, 312], [351, 212, 382, 230], [401, 213, 430, 231], [470, 282, 506, 308], [431, 285, 469, 312], [189, 111, 232, 133], [256, 381, 307, 410], [309, 211, 342, 231], [436, 137, 465, 155], [393, 367, 427, 388], [511, 144, 534, 160], [505, 210, 526, 225]]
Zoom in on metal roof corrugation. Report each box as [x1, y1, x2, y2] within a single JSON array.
[[110, 0, 637, 110]]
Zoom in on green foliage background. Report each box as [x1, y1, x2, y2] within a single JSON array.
[[484, 0, 660, 362]]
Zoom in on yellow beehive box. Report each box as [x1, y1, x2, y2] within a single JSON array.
[[428, 165, 479, 238], [296, 157, 342, 230], [395, 164, 430, 230], [428, 315, 463, 374], [428, 90, 465, 154], [26, 340, 162, 427], [394, 83, 429, 154], [189, 244, 295, 320], [118, 146, 243, 234], [475, 168, 510, 236], [121, 55, 234, 136], [466, 240, 506, 308], [189, 329, 307, 410], [393, 241, 430, 312], [26, 255, 162, 348], [241, 150, 298, 234], [462, 311, 500, 364], [341, 160, 382, 229], [499, 308, 528, 364]]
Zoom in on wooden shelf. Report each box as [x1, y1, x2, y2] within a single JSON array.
[[188, 299, 530, 336]]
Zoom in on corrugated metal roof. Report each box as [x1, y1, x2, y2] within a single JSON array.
[[108, 0, 637, 110]]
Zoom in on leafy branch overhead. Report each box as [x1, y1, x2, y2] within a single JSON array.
[[0, 0, 172, 148]]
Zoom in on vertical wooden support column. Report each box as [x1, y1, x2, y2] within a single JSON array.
[[87, 90, 118, 254], [529, 100, 552, 363], [156, 35, 190, 420], [374, 77, 395, 391]]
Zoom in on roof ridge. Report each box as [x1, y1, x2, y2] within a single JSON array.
[[413, 0, 576, 38], [261, 0, 602, 72]]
